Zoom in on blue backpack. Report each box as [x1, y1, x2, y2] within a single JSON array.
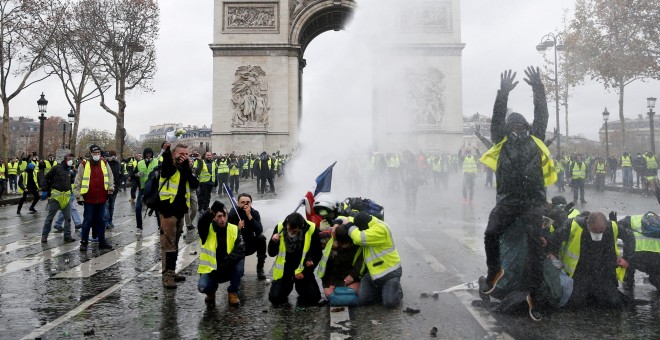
[[340, 197, 385, 221], [641, 212, 660, 238]]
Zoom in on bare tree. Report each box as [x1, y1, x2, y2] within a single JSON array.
[[0, 0, 65, 159], [83, 0, 159, 158], [43, 0, 109, 155]]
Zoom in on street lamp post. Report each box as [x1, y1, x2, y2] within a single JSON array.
[[67, 109, 75, 150], [602, 107, 610, 159], [649, 97, 657, 154], [61, 123, 66, 149], [536, 32, 564, 157], [37, 93, 48, 159]]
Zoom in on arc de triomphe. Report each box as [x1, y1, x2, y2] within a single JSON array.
[[211, 0, 465, 154]]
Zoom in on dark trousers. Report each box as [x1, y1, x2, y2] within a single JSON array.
[[130, 178, 139, 199], [81, 202, 107, 244], [269, 272, 321, 305], [359, 268, 403, 308], [556, 172, 565, 191], [198, 260, 245, 294], [484, 203, 544, 299], [0, 179, 4, 197], [8, 174, 17, 192], [462, 173, 475, 200], [104, 191, 118, 226], [595, 173, 606, 192], [567, 276, 621, 308], [258, 177, 275, 194], [625, 251, 660, 289], [198, 183, 213, 211], [17, 189, 39, 212], [217, 173, 229, 195], [572, 179, 585, 202], [229, 175, 239, 192], [245, 234, 267, 258]]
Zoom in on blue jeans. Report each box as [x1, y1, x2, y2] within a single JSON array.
[[81, 202, 107, 244], [623, 167, 633, 187], [55, 194, 81, 227], [359, 268, 403, 308], [7, 174, 17, 191], [104, 192, 118, 226], [135, 189, 144, 229], [198, 259, 245, 294]]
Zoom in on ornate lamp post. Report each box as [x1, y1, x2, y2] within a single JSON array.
[[536, 32, 564, 157], [602, 107, 610, 159], [649, 97, 657, 154], [37, 93, 48, 159], [67, 109, 75, 149]]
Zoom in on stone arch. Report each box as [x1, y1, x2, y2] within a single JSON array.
[[289, 1, 356, 54]]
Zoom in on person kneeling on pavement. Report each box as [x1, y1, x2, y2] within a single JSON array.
[[344, 211, 403, 308], [547, 211, 634, 308], [197, 201, 245, 307], [268, 212, 322, 305], [228, 193, 267, 280], [318, 224, 363, 306], [617, 212, 660, 290]]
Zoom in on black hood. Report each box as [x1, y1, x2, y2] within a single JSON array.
[[506, 112, 530, 130], [143, 147, 154, 159]]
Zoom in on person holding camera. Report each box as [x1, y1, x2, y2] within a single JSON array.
[[158, 142, 199, 289], [74, 145, 115, 251]]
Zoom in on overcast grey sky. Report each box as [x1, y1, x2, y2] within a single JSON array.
[[11, 0, 660, 142]]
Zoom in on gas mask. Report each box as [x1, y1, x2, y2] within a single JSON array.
[[589, 231, 603, 242]]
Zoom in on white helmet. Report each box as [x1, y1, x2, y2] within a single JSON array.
[[313, 194, 338, 216]]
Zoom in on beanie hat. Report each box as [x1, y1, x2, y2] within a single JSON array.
[[27, 163, 35, 170], [354, 211, 373, 230]]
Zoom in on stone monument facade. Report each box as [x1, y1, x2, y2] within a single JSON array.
[[211, 0, 464, 154]]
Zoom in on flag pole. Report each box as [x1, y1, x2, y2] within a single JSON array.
[[223, 183, 241, 221], [292, 161, 337, 213]]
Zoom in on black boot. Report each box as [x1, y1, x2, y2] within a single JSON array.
[[256, 256, 267, 280]]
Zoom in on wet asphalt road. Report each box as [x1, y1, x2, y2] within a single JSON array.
[[2, 172, 660, 339]]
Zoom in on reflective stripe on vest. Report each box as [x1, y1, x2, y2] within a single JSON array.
[[463, 156, 477, 174], [272, 220, 316, 280], [80, 161, 109, 195], [630, 215, 660, 254], [572, 162, 586, 180], [621, 156, 632, 167], [137, 159, 159, 189], [561, 220, 625, 282], [7, 162, 18, 175], [480, 135, 557, 186], [646, 155, 658, 169], [199, 161, 216, 183], [348, 216, 401, 280], [596, 163, 606, 174], [158, 170, 191, 207], [198, 223, 239, 274]]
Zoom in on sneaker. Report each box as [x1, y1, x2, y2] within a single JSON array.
[[228, 292, 240, 306], [79, 242, 88, 252], [480, 268, 505, 295], [75, 224, 82, 230], [136, 228, 142, 236], [130, 198, 135, 203], [63, 236, 76, 243], [41, 235, 48, 243], [527, 294, 542, 322], [98, 243, 113, 250], [89, 236, 99, 243], [29, 208, 37, 213], [53, 226, 64, 233]]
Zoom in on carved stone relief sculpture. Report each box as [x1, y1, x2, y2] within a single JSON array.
[[231, 65, 271, 128], [407, 67, 445, 127], [224, 4, 278, 32]]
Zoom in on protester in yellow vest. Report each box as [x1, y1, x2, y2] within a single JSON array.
[[461, 150, 478, 204], [40, 154, 76, 244], [478, 67, 553, 322], [569, 155, 588, 204], [620, 150, 633, 188], [346, 212, 402, 308], [317, 224, 363, 306], [74, 144, 114, 251], [0, 158, 5, 199], [17, 162, 40, 214], [216, 155, 230, 196], [44, 154, 58, 173], [228, 155, 240, 193], [7, 157, 19, 194], [133, 147, 159, 232], [267, 212, 322, 305], [618, 213, 660, 290], [197, 201, 245, 306], [195, 151, 217, 213], [594, 158, 607, 192], [547, 211, 634, 308]]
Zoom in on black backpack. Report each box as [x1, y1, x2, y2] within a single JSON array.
[[641, 212, 660, 238], [142, 166, 166, 210], [340, 197, 385, 221]]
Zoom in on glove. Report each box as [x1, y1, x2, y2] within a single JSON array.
[[609, 211, 617, 222], [40, 191, 48, 200]]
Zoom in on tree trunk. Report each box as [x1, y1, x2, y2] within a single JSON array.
[[115, 101, 125, 157], [70, 101, 81, 155], [2, 99, 9, 160], [618, 82, 626, 151]]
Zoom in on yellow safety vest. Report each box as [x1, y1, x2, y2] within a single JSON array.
[[242, 160, 249, 170], [198, 222, 239, 274], [198, 161, 216, 183], [621, 156, 632, 167], [555, 161, 564, 174], [432, 159, 442, 172], [571, 162, 586, 180], [80, 161, 109, 194], [596, 163, 606, 174], [137, 159, 159, 189], [348, 216, 401, 280], [44, 160, 57, 172], [630, 215, 660, 254], [462, 156, 477, 174], [646, 155, 657, 170], [561, 219, 626, 282], [18, 171, 40, 193], [480, 135, 557, 186], [50, 189, 72, 210], [7, 162, 18, 175], [217, 160, 229, 174], [567, 209, 581, 219], [0, 164, 4, 179], [158, 169, 191, 207], [272, 220, 316, 280], [316, 236, 360, 279], [229, 163, 240, 176]]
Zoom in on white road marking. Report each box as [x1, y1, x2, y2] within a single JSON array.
[[0, 217, 47, 231], [453, 290, 514, 340], [404, 237, 446, 273], [0, 233, 59, 252], [330, 307, 351, 340], [53, 232, 157, 278], [19, 277, 135, 340]]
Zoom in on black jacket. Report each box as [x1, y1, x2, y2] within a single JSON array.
[[158, 147, 199, 218], [42, 164, 72, 193], [228, 207, 264, 240], [107, 159, 122, 189], [268, 222, 322, 277], [490, 84, 548, 206]]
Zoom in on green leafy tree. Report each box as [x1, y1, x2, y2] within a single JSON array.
[[567, 0, 660, 149]]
